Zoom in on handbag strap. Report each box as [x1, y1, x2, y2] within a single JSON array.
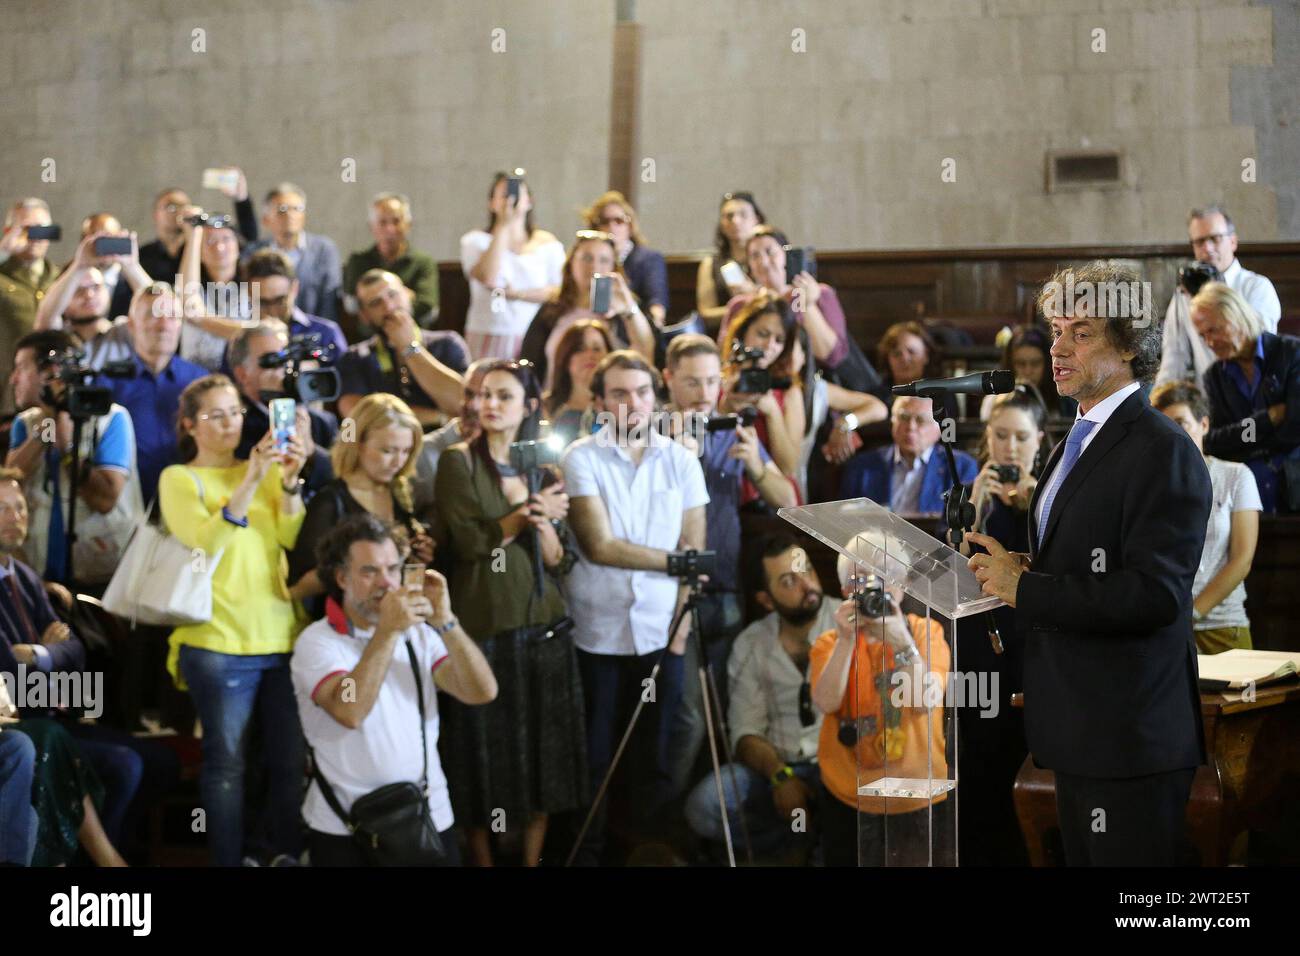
[[308, 636, 431, 831]]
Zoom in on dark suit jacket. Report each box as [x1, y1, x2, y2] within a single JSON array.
[[1202, 331, 1300, 463], [839, 443, 979, 513], [1017, 389, 1211, 778]]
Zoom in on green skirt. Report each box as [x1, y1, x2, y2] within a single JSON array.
[[13, 718, 106, 867]]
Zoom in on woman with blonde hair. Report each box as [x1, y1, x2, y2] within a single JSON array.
[[581, 190, 669, 326], [160, 373, 307, 866], [289, 392, 434, 619]]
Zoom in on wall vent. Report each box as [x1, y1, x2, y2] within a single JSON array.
[[1046, 149, 1124, 192]]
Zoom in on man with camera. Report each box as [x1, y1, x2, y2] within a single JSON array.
[[5, 330, 141, 589], [337, 269, 468, 429], [839, 395, 978, 514], [33, 231, 153, 370], [291, 513, 497, 866], [683, 532, 837, 861], [1155, 204, 1282, 388], [244, 183, 341, 323], [562, 350, 709, 858], [229, 322, 339, 502], [810, 549, 951, 867], [1, 199, 63, 414], [138, 174, 257, 285], [661, 334, 796, 797]]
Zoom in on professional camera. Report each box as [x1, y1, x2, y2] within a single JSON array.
[[666, 548, 717, 581], [731, 344, 791, 394], [257, 333, 340, 403], [38, 348, 114, 418], [703, 405, 760, 433], [1178, 261, 1222, 297], [183, 212, 233, 230], [853, 573, 895, 619], [508, 437, 563, 475]]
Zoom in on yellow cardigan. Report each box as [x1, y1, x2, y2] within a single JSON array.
[[159, 462, 306, 685]]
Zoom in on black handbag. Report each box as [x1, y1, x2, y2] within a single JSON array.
[[309, 641, 449, 866]]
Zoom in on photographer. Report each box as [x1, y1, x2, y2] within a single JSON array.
[[562, 350, 709, 859], [0, 199, 61, 414], [6, 330, 141, 589], [33, 230, 150, 369], [581, 190, 669, 326], [810, 552, 950, 867], [178, 206, 259, 371], [229, 322, 338, 502], [243, 249, 347, 358], [661, 334, 795, 796], [719, 295, 802, 479], [1191, 282, 1300, 514], [337, 269, 468, 429], [432, 360, 585, 866], [292, 514, 497, 867], [1156, 204, 1282, 388]]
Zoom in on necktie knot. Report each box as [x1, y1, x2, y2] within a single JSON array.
[[1066, 417, 1097, 448]]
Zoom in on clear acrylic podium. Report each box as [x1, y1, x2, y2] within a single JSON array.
[[779, 498, 1003, 866]]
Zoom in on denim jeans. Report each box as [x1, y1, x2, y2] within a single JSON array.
[[666, 592, 743, 798], [178, 647, 305, 867], [0, 730, 37, 865], [685, 760, 819, 856]]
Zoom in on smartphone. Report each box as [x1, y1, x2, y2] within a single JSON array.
[[202, 167, 240, 192], [783, 245, 817, 284], [719, 260, 746, 290], [93, 236, 132, 256], [403, 563, 426, 593], [269, 397, 296, 453], [26, 224, 61, 241], [506, 175, 523, 204], [590, 274, 613, 314]]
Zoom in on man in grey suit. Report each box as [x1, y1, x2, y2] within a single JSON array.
[[243, 182, 342, 323]]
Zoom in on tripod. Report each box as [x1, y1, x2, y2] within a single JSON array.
[[566, 572, 754, 866]]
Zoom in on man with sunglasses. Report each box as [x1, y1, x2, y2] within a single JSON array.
[[682, 532, 836, 861], [1155, 203, 1281, 388], [244, 182, 342, 323]]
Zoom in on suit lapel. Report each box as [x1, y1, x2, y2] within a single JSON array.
[[1037, 393, 1143, 555]]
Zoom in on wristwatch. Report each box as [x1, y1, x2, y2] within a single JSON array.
[[837, 412, 860, 434], [770, 765, 796, 789], [431, 617, 458, 636], [403, 338, 422, 358]]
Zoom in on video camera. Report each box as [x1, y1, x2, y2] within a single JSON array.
[[257, 333, 340, 403], [1178, 261, 1222, 298], [731, 344, 792, 394], [183, 212, 232, 230], [508, 436, 564, 475], [37, 348, 124, 419], [666, 548, 717, 581]]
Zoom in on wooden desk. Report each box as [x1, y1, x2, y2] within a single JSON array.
[[1013, 682, 1300, 866]]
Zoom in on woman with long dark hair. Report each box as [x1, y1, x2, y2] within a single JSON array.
[[696, 191, 765, 326], [432, 360, 585, 866], [544, 319, 613, 448], [979, 325, 1070, 420]]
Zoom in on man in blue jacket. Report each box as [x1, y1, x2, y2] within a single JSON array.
[[839, 395, 978, 513]]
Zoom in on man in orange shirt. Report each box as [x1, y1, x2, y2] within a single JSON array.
[[810, 555, 951, 867]]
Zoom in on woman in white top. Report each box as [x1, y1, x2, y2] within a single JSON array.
[[1151, 380, 1261, 654], [459, 173, 565, 361]]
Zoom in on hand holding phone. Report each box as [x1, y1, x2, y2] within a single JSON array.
[[269, 397, 296, 453], [93, 236, 133, 257], [590, 274, 613, 314], [26, 224, 61, 242]]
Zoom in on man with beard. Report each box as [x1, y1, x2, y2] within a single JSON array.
[[682, 532, 836, 858]]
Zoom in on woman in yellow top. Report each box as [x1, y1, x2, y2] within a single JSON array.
[[159, 373, 307, 867]]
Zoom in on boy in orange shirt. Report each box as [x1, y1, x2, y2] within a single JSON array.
[[810, 556, 952, 867]]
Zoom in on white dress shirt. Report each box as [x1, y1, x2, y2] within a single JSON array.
[[1035, 380, 1141, 533], [561, 424, 710, 656], [1155, 258, 1282, 387]]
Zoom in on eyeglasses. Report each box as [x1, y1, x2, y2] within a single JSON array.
[[799, 680, 815, 728], [197, 407, 246, 423], [1191, 232, 1232, 248], [275, 203, 305, 214]]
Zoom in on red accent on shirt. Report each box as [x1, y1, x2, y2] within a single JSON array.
[[311, 670, 348, 704]]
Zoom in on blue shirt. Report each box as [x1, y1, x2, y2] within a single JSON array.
[[1224, 335, 1268, 406], [98, 352, 207, 502], [699, 428, 772, 592]]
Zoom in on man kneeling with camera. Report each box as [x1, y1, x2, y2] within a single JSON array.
[[810, 550, 951, 867], [291, 514, 497, 866]]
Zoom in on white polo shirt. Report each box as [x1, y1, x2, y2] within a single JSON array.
[[291, 601, 453, 836], [561, 423, 710, 656]]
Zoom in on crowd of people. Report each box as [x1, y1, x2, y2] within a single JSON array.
[[0, 174, 1295, 868]]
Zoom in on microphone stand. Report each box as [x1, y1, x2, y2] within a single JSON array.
[[918, 389, 1004, 656]]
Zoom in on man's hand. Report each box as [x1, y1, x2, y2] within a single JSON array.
[[40, 621, 70, 646], [832, 598, 859, 644], [773, 775, 813, 822], [376, 588, 431, 637], [531, 481, 569, 522], [728, 424, 765, 480], [1268, 403, 1286, 427], [821, 427, 861, 465], [0, 224, 26, 258], [10, 645, 37, 665], [422, 568, 453, 626], [217, 166, 249, 202], [382, 309, 419, 352], [44, 581, 73, 611], [966, 532, 1029, 606]]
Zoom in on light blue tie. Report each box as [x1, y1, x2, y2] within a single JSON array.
[[1036, 418, 1097, 548]]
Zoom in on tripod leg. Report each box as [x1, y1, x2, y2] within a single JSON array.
[[699, 661, 736, 867], [703, 662, 755, 865]]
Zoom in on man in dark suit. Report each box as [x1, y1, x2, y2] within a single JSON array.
[[839, 395, 978, 513], [968, 261, 1212, 866]]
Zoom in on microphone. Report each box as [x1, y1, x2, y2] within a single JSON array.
[[892, 369, 1016, 398]]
